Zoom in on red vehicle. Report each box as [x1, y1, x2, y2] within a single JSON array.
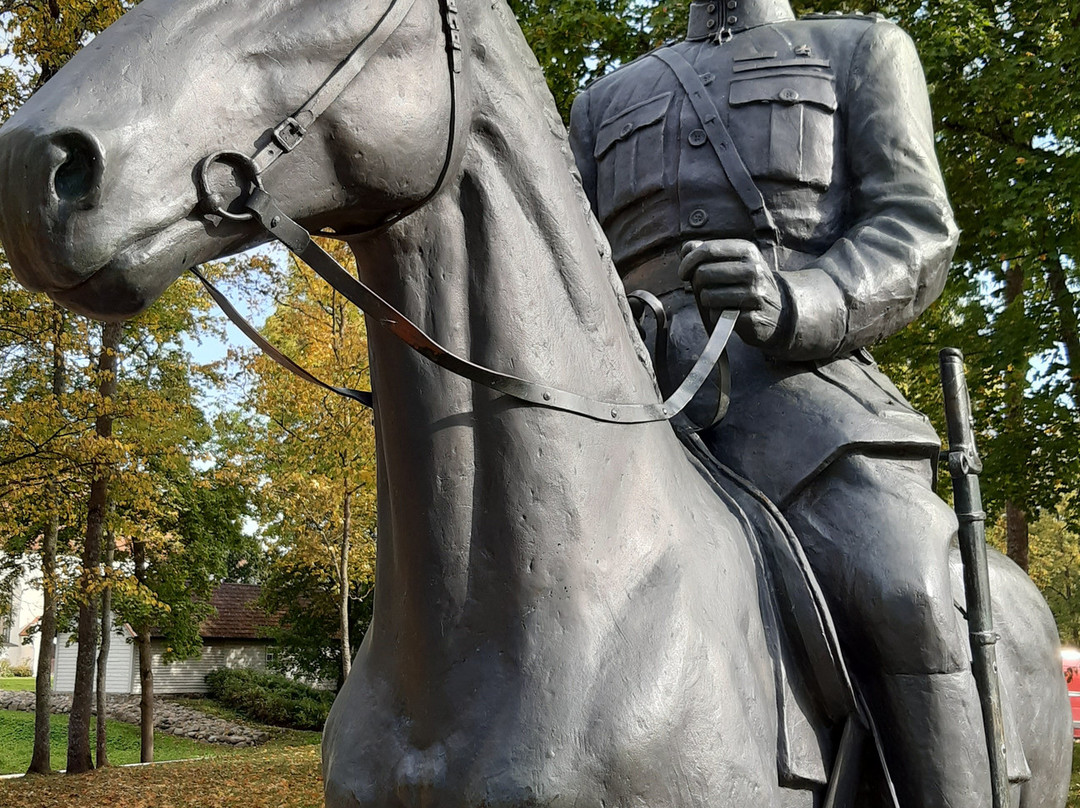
[[1061, 649, 1080, 740]]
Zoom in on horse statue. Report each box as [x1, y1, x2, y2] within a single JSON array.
[[0, 0, 1070, 805]]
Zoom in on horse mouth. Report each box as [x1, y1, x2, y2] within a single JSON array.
[[46, 259, 170, 321], [40, 220, 208, 320]]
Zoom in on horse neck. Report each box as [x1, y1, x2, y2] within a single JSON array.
[[348, 12, 682, 675]]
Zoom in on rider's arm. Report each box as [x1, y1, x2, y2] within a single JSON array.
[[774, 21, 959, 361], [569, 91, 600, 215]]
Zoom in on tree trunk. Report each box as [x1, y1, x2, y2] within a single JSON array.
[[1047, 255, 1080, 400], [29, 306, 65, 776], [1006, 500, 1030, 573], [136, 625, 154, 763], [95, 533, 115, 767], [340, 487, 352, 683], [29, 505, 59, 775], [132, 538, 155, 764], [67, 322, 121, 775], [1001, 263, 1030, 571]]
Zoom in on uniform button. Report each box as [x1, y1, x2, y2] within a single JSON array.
[[706, 3, 716, 12], [727, 0, 737, 7], [779, 88, 799, 103], [688, 129, 707, 147], [706, 18, 716, 28], [727, 15, 738, 24], [689, 209, 709, 227], [620, 122, 634, 136]]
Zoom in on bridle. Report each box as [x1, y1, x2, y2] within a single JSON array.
[[191, 0, 736, 427]]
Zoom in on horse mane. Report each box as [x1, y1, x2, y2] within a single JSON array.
[[462, 0, 653, 371]]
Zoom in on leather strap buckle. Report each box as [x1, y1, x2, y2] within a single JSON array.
[[272, 117, 307, 153]]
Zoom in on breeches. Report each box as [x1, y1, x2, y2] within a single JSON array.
[[775, 451, 967, 676]]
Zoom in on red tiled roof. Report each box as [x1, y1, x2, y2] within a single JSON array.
[[152, 583, 279, 641]]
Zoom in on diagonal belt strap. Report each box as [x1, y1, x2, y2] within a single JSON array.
[[650, 48, 780, 247]]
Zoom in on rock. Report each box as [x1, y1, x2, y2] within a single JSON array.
[[4, 692, 273, 747]]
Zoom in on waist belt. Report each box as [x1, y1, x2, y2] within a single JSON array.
[[623, 246, 815, 298]]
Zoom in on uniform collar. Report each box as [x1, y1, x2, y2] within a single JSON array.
[[686, 0, 795, 41]]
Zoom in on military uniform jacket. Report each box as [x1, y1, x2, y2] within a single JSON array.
[[569, 14, 959, 504]]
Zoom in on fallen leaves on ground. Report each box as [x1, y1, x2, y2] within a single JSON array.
[[0, 744, 323, 808]]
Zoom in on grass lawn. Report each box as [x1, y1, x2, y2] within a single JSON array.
[[0, 730, 322, 807], [0, 677, 35, 692], [0, 709, 230, 775]]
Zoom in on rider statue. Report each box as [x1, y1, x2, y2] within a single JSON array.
[[569, 2, 1018, 805]]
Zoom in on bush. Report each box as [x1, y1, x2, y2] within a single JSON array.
[[0, 660, 31, 677], [205, 668, 335, 731]]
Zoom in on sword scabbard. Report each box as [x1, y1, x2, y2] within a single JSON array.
[[939, 348, 1011, 808]]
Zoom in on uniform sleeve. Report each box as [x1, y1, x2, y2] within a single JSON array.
[[773, 22, 958, 361], [569, 90, 600, 216]]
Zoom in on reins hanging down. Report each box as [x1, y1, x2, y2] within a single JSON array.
[[192, 0, 737, 425]]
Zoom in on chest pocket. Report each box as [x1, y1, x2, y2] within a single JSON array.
[[593, 92, 672, 222], [728, 72, 837, 189]]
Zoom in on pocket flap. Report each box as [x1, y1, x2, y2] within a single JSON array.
[[729, 74, 837, 111], [594, 92, 673, 158]]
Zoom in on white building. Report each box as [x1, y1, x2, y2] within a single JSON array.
[[54, 583, 277, 695], [1, 567, 45, 674]]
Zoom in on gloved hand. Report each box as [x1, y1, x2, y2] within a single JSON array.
[[679, 239, 789, 348]]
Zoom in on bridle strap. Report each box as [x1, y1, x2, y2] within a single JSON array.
[[199, 0, 462, 235], [250, 0, 423, 176], [191, 267, 373, 408]]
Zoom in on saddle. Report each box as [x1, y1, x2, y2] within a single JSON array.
[[679, 432, 868, 792]]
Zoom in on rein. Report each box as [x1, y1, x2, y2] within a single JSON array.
[[192, 0, 735, 426]]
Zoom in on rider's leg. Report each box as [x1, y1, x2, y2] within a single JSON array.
[[782, 452, 991, 808]]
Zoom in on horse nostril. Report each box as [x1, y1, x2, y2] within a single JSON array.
[[50, 129, 105, 209]]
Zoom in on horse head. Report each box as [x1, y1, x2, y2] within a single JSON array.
[[0, 0, 460, 320]]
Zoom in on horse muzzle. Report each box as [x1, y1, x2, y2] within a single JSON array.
[[0, 119, 118, 294]]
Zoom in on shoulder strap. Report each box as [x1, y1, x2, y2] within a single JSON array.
[[650, 48, 780, 248]]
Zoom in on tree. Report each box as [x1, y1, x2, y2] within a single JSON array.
[[100, 268, 252, 764], [242, 245, 377, 686], [0, 280, 94, 775], [95, 527, 114, 768], [990, 498, 1080, 646], [117, 465, 254, 764], [260, 549, 374, 685], [1, 0, 138, 775], [66, 321, 120, 775]]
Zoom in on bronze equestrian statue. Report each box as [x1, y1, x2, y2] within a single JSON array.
[[0, 0, 1070, 804], [569, 1, 1050, 805]]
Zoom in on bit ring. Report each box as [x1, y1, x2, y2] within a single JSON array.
[[196, 150, 263, 222]]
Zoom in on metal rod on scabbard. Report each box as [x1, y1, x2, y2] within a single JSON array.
[[939, 348, 1010, 808]]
